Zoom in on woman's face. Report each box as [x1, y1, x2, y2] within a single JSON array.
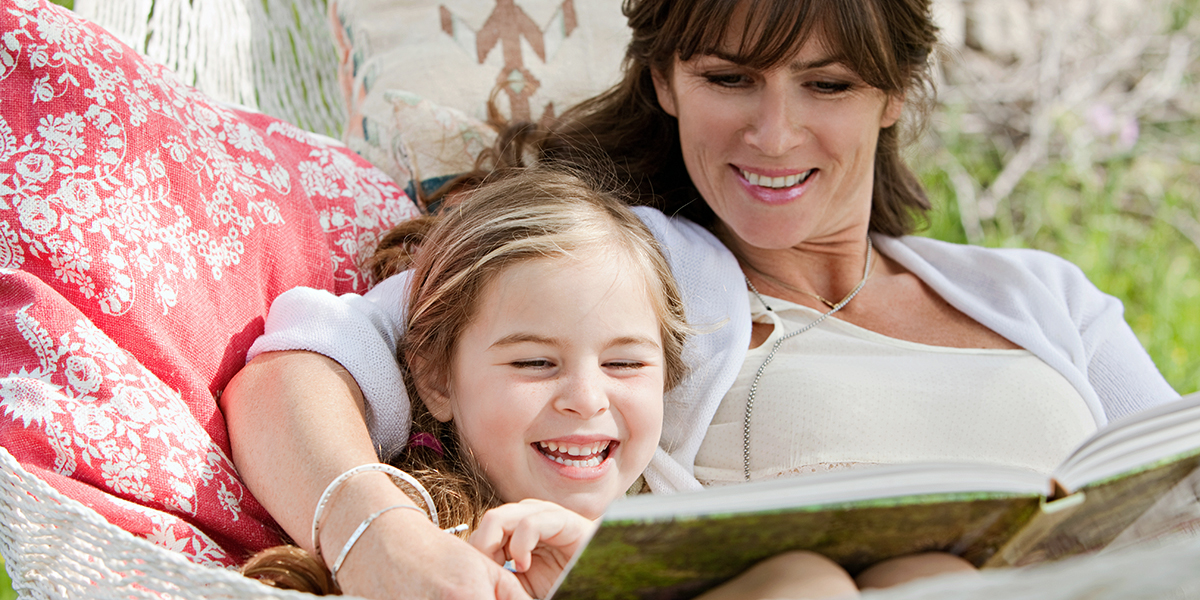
[[653, 34, 903, 252]]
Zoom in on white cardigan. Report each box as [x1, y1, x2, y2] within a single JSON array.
[[248, 207, 1179, 493]]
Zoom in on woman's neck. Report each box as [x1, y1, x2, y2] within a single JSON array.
[[722, 227, 876, 310]]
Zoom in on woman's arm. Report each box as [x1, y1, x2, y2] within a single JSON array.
[[222, 351, 530, 600]]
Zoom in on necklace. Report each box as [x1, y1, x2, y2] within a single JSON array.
[[745, 250, 878, 309], [742, 236, 874, 481]]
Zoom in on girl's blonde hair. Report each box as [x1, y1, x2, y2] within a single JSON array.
[[244, 166, 689, 594]]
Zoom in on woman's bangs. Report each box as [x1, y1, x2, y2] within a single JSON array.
[[673, 0, 822, 70]]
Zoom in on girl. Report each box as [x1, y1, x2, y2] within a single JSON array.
[[241, 167, 690, 597], [242, 167, 873, 599]]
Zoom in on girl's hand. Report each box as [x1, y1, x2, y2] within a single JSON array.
[[469, 499, 599, 598]]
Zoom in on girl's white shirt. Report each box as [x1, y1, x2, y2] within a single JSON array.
[[248, 207, 1179, 494]]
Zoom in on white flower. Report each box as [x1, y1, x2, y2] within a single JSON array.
[[15, 154, 54, 183], [217, 482, 242, 521], [64, 355, 102, 393], [18, 195, 55, 236], [163, 138, 189, 163], [0, 221, 24, 270], [298, 160, 339, 198], [102, 447, 153, 501], [54, 178, 101, 218], [0, 373, 65, 428], [72, 404, 113, 440], [153, 277, 177, 315], [31, 74, 54, 103], [111, 384, 157, 424], [37, 113, 86, 158], [49, 238, 92, 283]]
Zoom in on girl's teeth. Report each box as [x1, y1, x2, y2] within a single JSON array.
[[537, 440, 610, 461], [549, 455, 603, 468]]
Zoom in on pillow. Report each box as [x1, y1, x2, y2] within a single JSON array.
[[328, 0, 630, 208], [0, 0, 419, 566]]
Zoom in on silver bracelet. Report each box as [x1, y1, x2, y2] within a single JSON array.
[[310, 463, 439, 564], [330, 503, 428, 589]]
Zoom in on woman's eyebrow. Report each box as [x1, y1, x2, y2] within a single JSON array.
[[704, 49, 844, 72]]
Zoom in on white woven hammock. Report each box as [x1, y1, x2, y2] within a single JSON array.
[[4, 1, 1195, 598], [0, 447, 364, 599], [72, 0, 345, 138], [4, 441, 1200, 600]]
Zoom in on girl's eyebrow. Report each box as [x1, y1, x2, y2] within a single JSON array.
[[490, 333, 561, 349], [489, 333, 662, 350], [607, 335, 663, 351]]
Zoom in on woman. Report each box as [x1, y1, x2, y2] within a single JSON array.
[[220, 0, 1179, 597]]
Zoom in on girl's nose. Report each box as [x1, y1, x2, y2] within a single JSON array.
[[553, 370, 609, 419], [743, 83, 806, 156]]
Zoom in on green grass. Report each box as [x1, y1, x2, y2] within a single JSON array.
[[918, 112, 1200, 396], [0, 557, 15, 600]]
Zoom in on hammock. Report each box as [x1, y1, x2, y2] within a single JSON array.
[[72, 0, 345, 138], [2, 1, 1198, 599], [0, 447, 360, 599], [5, 440, 1200, 599]]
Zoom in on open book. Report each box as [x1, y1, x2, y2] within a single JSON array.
[[547, 392, 1200, 600]]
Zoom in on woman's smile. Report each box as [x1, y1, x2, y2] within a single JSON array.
[[733, 165, 819, 205]]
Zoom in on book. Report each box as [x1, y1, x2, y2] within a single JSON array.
[[546, 392, 1200, 600]]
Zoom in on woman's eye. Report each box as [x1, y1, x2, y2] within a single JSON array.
[[810, 80, 853, 94], [704, 73, 752, 88]]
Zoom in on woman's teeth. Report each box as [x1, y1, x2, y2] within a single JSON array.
[[537, 440, 610, 468], [741, 169, 814, 189]]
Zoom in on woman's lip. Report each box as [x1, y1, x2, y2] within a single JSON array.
[[733, 164, 813, 178], [732, 166, 817, 204]]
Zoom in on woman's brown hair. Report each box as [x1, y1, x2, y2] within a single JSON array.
[[243, 166, 690, 594], [477, 0, 939, 237]]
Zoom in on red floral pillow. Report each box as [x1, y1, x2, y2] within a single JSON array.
[[0, 0, 419, 566]]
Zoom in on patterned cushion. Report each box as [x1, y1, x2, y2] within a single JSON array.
[[0, 0, 419, 566], [328, 0, 629, 208]]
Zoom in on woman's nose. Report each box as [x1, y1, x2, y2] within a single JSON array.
[[553, 370, 609, 419], [744, 84, 805, 156]]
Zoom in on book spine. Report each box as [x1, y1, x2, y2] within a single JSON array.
[[984, 492, 1086, 568]]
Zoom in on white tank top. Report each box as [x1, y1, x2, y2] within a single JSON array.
[[693, 292, 1097, 485]]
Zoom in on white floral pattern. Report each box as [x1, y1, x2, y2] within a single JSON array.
[[1, 0, 419, 567]]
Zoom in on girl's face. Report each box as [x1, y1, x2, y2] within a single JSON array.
[[423, 251, 665, 520], [652, 32, 903, 252]]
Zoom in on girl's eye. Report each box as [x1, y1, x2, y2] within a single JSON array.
[[510, 359, 553, 369], [604, 360, 646, 370]]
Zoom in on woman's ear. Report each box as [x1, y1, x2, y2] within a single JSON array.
[[881, 92, 905, 128], [651, 68, 679, 117], [411, 359, 454, 422]]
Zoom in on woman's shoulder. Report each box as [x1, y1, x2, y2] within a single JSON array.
[[882, 235, 1100, 295]]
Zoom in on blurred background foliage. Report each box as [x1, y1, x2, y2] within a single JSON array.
[[917, 0, 1200, 394]]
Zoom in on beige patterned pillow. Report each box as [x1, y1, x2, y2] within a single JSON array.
[[328, 0, 629, 208]]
